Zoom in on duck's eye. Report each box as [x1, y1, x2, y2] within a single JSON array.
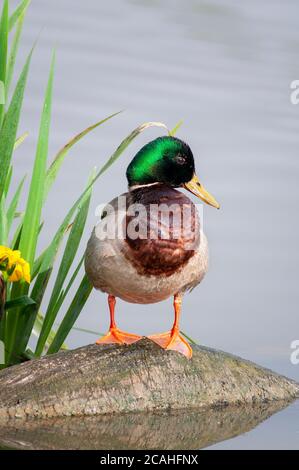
[[175, 155, 185, 165]]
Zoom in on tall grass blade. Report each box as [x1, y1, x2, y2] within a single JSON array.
[[169, 120, 183, 136], [15, 266, 52, 355], [6, 175, 25, 231], [181, 331, 197, 345], [8, 0, 30, 32], [44, 111, 122, 200], [0, 79, 4, 104], [0, 0, 8, 127], [43, 254, 85, 340], [95, 121, 169, 179], [14, 131, 28, 150], [0, 49, 32, 201], [32, 312, 67, 352], [11, 219, 22, 248], [35, 172, 94, 355], [3, 165, 12, 196], [5, 295, 35, 310], [0, 195, 8, 244], [47, 274, 92, 354], [7, 12, 26, 95], [19, 51, 55, 267], [70, 326, 102, 336], [27, 254, 84, 355], [5, 51, 54, 363]]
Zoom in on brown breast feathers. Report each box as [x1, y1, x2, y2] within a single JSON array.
[[124, 184, 200, 277]]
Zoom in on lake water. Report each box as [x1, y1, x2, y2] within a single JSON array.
[[7, 0, 299, 449]]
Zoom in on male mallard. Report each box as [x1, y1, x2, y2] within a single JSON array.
[[85, 136, 219, 358]]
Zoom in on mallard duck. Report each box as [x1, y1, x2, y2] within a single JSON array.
[[85, 136, 219, 358]]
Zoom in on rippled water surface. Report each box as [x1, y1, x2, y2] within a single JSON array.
[[7, 0, 299, 449]]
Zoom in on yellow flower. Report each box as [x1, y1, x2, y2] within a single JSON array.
[[0, 246, 12, 264], [0, 245, 31, 284]]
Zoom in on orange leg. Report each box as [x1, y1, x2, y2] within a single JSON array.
[[147, 294, 192, 359], [96, 295, 142, 345]]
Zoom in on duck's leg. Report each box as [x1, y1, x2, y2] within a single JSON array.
[[96, 295, 142, 345], [148, 294, 193, 359]]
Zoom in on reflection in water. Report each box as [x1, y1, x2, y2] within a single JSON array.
[[0, 400, 294, 450]]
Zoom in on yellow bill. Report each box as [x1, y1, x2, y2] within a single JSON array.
[[184, 174, 220, 209]]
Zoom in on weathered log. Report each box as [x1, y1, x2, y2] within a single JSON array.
[[0, 338, 298, 421]]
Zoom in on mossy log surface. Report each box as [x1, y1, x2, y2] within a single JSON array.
[[0, 338, 298, 421]]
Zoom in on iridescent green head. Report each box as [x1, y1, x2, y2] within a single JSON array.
[[126, 136, 220, 209], [126, 136, 194, 187]]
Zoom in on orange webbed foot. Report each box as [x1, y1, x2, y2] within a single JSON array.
[[96, 328, 142, 346], [97, 295, 142, 346], [147, 330, 193, 359]]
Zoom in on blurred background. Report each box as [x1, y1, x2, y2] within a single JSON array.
[[10, 0, 299, 380]]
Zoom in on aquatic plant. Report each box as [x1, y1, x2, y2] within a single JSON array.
[[0, 0, 174, 367]]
